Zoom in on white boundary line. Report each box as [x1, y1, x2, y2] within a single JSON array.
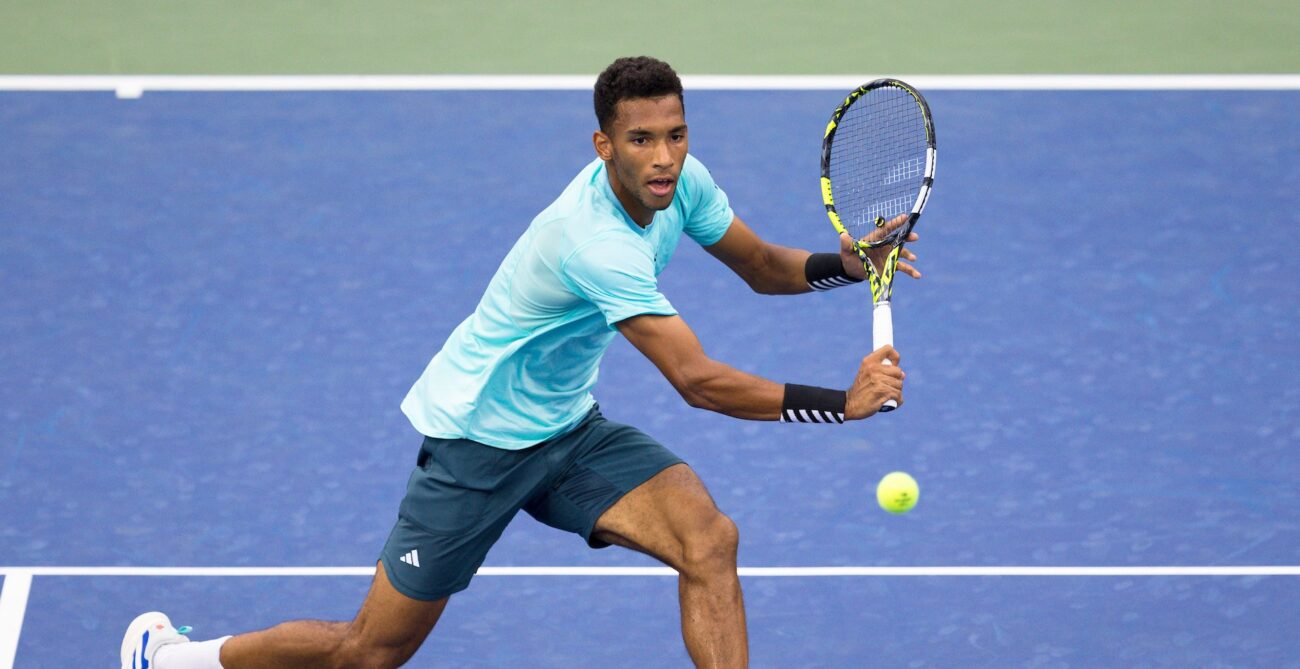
[[0, 74, 1297, 94], [0, 573, 32, 669], [0, 565, 1291, 667], [0, 566, 1296, 577]]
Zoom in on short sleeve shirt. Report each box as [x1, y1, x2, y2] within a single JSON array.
[[401, 154, 734, 449]]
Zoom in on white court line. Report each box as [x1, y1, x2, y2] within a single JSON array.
[[0, 74, 1297, 94], [0, 573, 32, 669], [0, 564, 1290, 666], [0, 566, 1296, 577]]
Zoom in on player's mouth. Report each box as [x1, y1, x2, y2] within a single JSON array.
[[646, 176, 675, 198]]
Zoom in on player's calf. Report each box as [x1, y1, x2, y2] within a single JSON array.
[[326, 623, 426, 669], [213, 617, 429, 669]]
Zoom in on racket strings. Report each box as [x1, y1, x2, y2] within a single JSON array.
[[829, 87, 929, 244]]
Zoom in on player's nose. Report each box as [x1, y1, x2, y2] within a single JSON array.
[[652, 140, 673, 167]]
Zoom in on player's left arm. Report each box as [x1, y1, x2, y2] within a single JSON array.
[[703, 215, 920, 295]]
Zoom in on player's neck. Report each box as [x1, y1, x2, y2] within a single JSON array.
[[605, 168, 653, 228]]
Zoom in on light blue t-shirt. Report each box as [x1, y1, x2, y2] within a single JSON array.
[[401, 154, 734, 449]]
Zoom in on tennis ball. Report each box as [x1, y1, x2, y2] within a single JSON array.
[[876, 471, 919, 514]]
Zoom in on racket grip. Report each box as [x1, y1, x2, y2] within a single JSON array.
[[872, 301, 898, 412]]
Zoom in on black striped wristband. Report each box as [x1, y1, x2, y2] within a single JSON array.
[[780, 384, 847, 424], [805, 253, 862, 291]]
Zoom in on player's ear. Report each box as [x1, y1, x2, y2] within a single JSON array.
[[593, 130, 613, 161]]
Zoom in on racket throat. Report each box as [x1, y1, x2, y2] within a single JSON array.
[[860, 245, 901, 303]]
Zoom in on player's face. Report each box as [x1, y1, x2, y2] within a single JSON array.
[[594, 94, 688, 226]]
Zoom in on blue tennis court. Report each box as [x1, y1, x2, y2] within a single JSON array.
[[1, 88, 1297, 667]]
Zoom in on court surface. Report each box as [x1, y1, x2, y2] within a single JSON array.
[[1, 87, 1298, 667]]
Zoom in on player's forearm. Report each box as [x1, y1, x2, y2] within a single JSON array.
[[709, 217, 860, 295], [743, 243, 814, 295], [620, 313, 849, 422], [676, 358, 787, 420]]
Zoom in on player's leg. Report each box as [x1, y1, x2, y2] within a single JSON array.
[[216, 562, 447, 669], [125, 564, 444, 669], [592, 463, 747, 669], [523, 411, 745, 669], [133, 433, 543, 669]]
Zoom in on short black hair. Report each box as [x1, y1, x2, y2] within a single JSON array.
[[593, 56, 684, 133]]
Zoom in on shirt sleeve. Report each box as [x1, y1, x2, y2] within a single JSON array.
[[681, 154, 735, 247], [561, 235, 678, 328]]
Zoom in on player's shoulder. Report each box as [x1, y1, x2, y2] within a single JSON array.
[[676, 153, 726, 207], [680, 152, 713, 185], [530, 160, 612, 224], [685, 152, 726, 186], [529, 161, 636, 254], [683, 152, 710, 173], [540, 159, 621, 218]]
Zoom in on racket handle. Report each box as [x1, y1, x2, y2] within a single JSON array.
[[872, 301, 898, 412]]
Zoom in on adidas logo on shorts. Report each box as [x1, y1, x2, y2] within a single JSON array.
[[399, 549, 421, 568]]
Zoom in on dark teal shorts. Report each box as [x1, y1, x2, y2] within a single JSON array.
[[379, 406, 683, 601]]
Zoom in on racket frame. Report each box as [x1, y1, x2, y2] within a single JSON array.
[[819, 78, 936, 412]]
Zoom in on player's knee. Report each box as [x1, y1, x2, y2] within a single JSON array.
[[679, 511, 739, 577]]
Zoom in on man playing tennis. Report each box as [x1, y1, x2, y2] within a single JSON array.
[[123, 55, 919, 669]]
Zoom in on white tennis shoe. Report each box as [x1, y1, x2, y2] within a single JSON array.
[[120, 611, 191, 669]]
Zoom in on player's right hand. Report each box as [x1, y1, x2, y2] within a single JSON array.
[[845, 345, 904, 420]]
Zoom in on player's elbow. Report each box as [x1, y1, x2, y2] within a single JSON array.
[[679, 380, 719, 412], [676, 363, 725, 412], [744, 274, 781, 295], [682, 387, 720, 412], [726, 264, 766, 294], [733, 247, 783, 295], [745, 256, 784, 295]]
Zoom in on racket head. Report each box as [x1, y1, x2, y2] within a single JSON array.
[[820, 79, 936, 253]]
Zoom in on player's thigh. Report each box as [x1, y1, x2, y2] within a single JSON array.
[[524, 411, 684, 550], [591, 463, 733, 568], [344, 562, 449, 662], [381, 435, 544, 600]]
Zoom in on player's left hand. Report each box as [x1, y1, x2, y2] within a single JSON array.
[[838, 221, 921, 280]]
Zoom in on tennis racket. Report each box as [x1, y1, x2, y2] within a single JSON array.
[[820, 78, 936, 412]]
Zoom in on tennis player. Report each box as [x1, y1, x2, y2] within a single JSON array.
[[122, 56, 919, 669]]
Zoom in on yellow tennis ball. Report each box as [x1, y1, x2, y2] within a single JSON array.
[[876, 471, 919, 514]]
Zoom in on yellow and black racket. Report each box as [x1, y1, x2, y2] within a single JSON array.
[[821, 78, 936, 412]]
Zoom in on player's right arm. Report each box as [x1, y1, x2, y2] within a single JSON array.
[[616, 313, 904, 421]]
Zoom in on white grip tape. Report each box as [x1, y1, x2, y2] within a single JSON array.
[[872, 301, 894, 351], [872, 301, 898, 411]]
